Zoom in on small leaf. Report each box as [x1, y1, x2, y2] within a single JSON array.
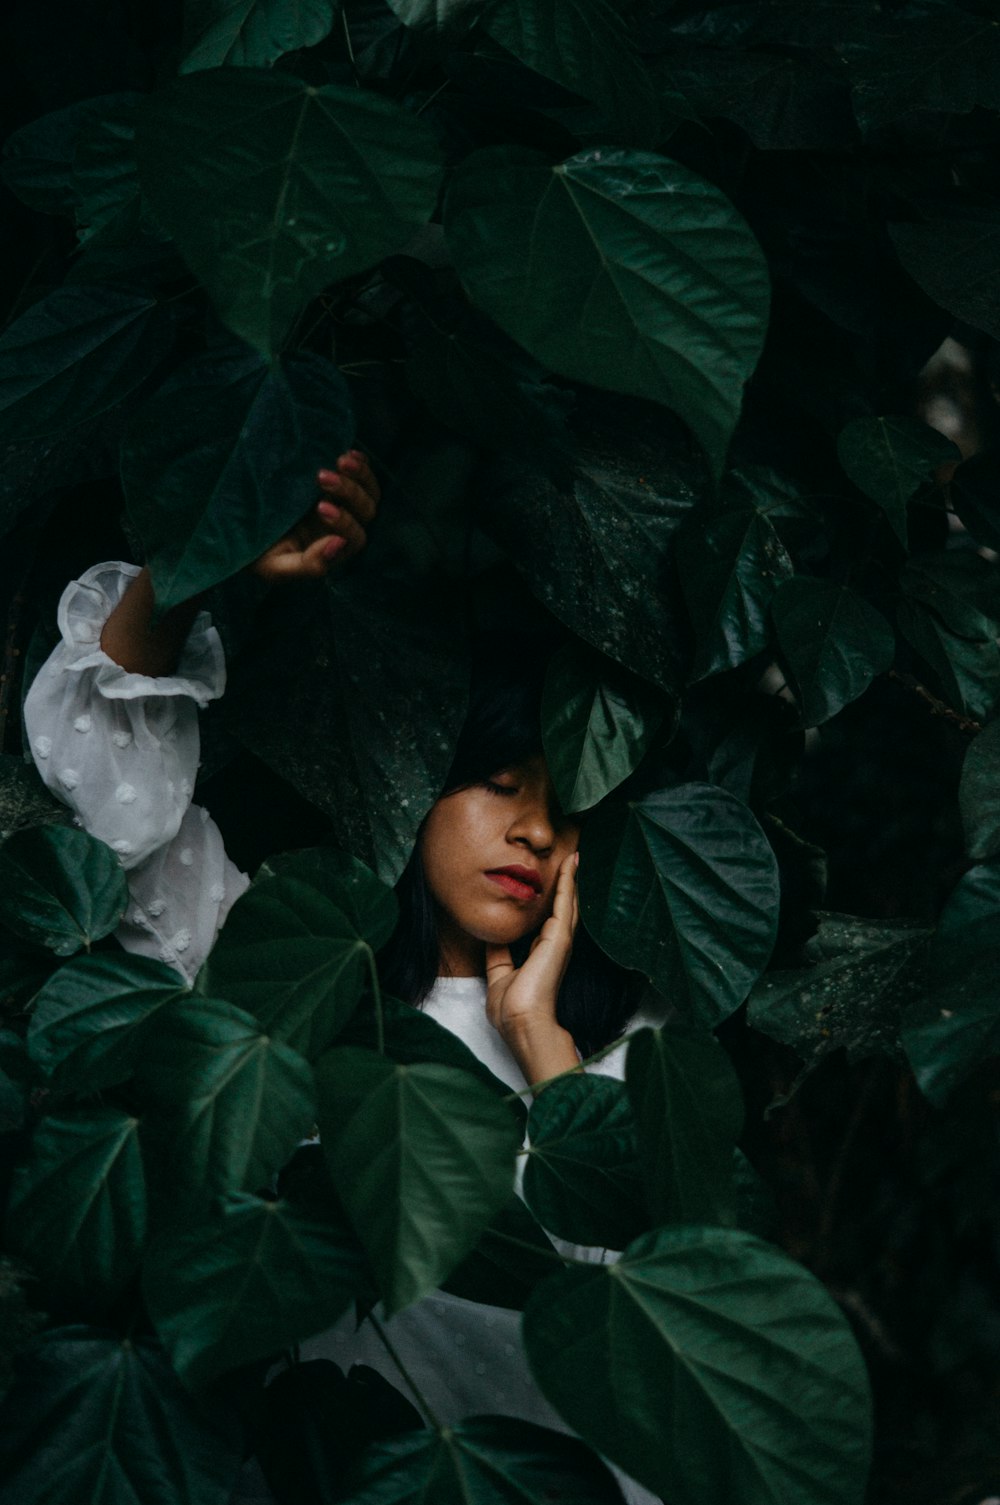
[[625, 1025, 743, 1226], [181, 0, 338, 72], [138, 69, 444, 356], [837, 416, 957, 546], [5, 1107, 145, 1318], [523, 1225, 873, 1504], [0, 283, 172, 442], [143, 1191, 367, 1386], [960, 718, 1000, 860], [771, 577, 894, 726], [0, 1328, 243, 1505], [542, 643, 669, 813], [122, 342, 354, 611], [27, 953, 186, 1092], [199, 848, 396, 1059], [580, 784, 779, 1027], [0, 827, 128, 956], [137, 996, 316, 1217], [317, 1046, 521, 1313], [446, 146, 769, 478], [343, 1416, 624, 1504]]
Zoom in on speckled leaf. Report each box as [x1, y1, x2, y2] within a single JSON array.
[[960, 718, 1000, 860], [837, 417, 957, 546], [771, 577, 894, 726], [5, 1107, 145, 1318], [0, 754, 69, 842], [181, 0, 338, 72], [542, 643, 669, 813], [523, 1225, 873, 1504], [580, 784, 780, 1027], [342, 1416, 624, 1504], [122, 342, 354, 612], [0, 826, 128, 957], [143, 1191, 367, 1386], [138, 70, 444, 356], [524, 1074, 648, 1249], [446, 146, 769, 479], [625, 1025, 743, 1226]]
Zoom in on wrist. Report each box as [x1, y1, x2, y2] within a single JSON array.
[[503, 1017, 579, 1089]]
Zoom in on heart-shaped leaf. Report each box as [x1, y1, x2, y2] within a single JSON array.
[[836, 416, 958, 546], [0, 827, 128, 957], [181, 0, 338, 72], [771, 577, 894, 726]]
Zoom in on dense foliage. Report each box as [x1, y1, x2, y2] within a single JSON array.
[[1, 0, 999, 1501]]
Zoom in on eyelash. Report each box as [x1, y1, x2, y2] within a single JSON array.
[[484, 780, 518, 797]]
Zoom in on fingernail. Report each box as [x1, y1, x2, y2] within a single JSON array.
[[324, 536, 347, 560], [325, 474, 341, 489], [318, 501, 341, 520], [574, 851, 580, 868], [318, 469, 336, 481]]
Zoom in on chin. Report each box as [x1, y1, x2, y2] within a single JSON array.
[[464, 907, 540, 947]]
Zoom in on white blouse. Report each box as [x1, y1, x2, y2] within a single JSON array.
[[25, 563, 661, 1505]]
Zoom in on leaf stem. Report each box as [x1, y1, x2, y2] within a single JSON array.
[[366, 1310, 443, 1428], [341, 9, 359, 85], [485, 1225, 586, 1267]]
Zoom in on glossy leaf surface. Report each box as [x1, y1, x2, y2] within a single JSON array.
[[580, 784, 779, 1026], [446, 146, 769, 477], [0, 827, 128, 956], [317, 1046, 521, 1312], [181, 0, 338, 72], [772, 577, 895, 726], [523, 1225, 873, 1504], [837, 416, 957, 545]]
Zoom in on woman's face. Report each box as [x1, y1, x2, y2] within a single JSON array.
[[421, 755, 580, 966]]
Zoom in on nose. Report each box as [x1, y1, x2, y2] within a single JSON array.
[[506, 793, 557, 856]]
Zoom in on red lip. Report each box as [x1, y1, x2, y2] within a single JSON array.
[[485, 865, 543, 900]]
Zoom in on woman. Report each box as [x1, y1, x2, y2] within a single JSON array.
[[23, 455, 660, 1505]]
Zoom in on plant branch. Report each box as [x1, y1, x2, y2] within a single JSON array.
[[887, 669, 983, 736]]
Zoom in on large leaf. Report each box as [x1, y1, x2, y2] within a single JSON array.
[[771, 577, 894, 727], [317, 1046, 521, 1313], [897, 597, 1000, 724], [5, 1107, 145, 1318], [890, 209, 1000, 345], [2, 94, 136, 214], [442, 1197, 557, 1311], [541, 643, 669, 814], [72, 95, 143, 244], [199, 848, 396, 1059], [0, 283, 171, 442], [836, 416, 957, 546], [143, 1191, 367, 1385], [27, 953, 186, 1092], [749, 913, 931, 1078], [842, 10, 1000, 131], [625, 1025, 743, 1226], [580, 784, 779, 1027], [0, 826, 128, 957], [137, 70, 444, 356], [960, 717, 1000, 861], [0, 1328, 243, 1505], [122, 343, 354, 611], [901, 860, 1000, 1107], [342, 1416, 624, 1504], [675, 490, 794, 678], [484, 0, 659, 146], [523, 1225, 873, 1505], [136, 996, 316, 1216], [523, 1074, 648, 1249], [445, 146, 769, 478], [181, 0, 338, 72]]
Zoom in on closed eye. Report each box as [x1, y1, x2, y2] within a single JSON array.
[[484, 779, 518, 797]]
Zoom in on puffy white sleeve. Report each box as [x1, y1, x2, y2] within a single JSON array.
[[23, 561, 249, 982]]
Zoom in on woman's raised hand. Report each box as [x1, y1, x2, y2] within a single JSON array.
[[485, 852, 582, 1087], [252, 450, 381, 581]]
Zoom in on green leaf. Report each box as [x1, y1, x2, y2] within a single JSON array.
[[843, 11, 1000, 132], [771, 577, 895, 726], [0, 1328, 243, 1505], [483, 0, 659, 147], [523, 1074, 648, 1249], [442, 1197, 557, 1310], [343, 1416, 624, 1504], [902, 551, 1000, 632], [0, 1259, 45, 1405], [541, 643, 669, 813], [951, 451, 1000, 553], [72, 94, 143, 244], [2, 94, 135, 214], [897, 598, 1000, 724], [890, 209, 1000, 345], [181, 0, 338, 72], [625, 1025, 743, 1226], [675, 491, 794, 678], [199, 848, 395, 1059], [445, 146, 769, 479], [580, 784, 779, 1027], [143, 1191, 367, 1386], [122, 342, 353, 612], [523, 1225, 873, 1504], [0, 283, 172, 442], [960, 718, 1000, 861], [901, 860, 1000, 1107], [5, 1107, 145, 1318], [137, 996, 317, 1216], [836, 416, 957, 546], [0, 827, 128, 956], [27, 953, 186, 1092], [137, 70, 444, 356], [0, 753, 69, 842], [749, 913, 931, 1081], [317, 1046, 521, 1313]]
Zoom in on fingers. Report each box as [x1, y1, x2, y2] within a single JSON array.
[[318, 450, 379, 528], [314, 499, 368, 559], [550, 851, 579, 937]]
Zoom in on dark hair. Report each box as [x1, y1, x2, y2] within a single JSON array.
[[379, 641, 638, 1057]]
